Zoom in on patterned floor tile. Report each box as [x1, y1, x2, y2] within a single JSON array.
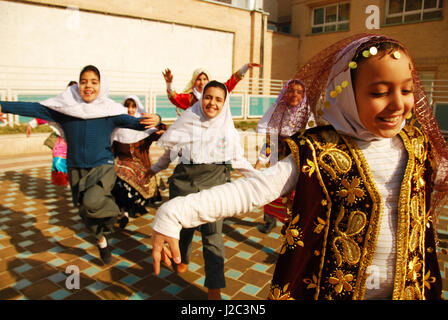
[[1, 158, 447, 301]]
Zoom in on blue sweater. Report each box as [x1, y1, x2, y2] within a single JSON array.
[[1, 101, 151, 169]]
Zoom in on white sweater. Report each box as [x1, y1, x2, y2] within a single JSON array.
[[153, 136, 407, 299], [356, 136, 407, 299]]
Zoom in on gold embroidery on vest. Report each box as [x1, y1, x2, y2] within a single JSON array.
[[285, 137, 300, 172], [339, 135, 383, 300], [303, 274, 318, 290], [329, 269, 355, 294], [280, 214, 304, 254], [314, 131, 352, 180], [332, 206, 366, 266], [314, 217, 326, 234], [338, 177, 365, 204], [395, 127, 427, 300], [409, 195, 425, 253], [269, 283, 294, 300], [423, 270, 436, 290], [302, 158, 316, 177]]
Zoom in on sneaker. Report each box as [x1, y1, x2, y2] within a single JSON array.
[[98, 245, 112, 264], [257, 222, 276, 234]]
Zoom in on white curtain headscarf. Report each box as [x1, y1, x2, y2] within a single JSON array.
[[157, 85, 247, 167], [39, 69, 153, 144], [183, 68, 211, 100], [110, 95, 157, 144], [321, 35, 405, 141], [40, 70, 127, 119]]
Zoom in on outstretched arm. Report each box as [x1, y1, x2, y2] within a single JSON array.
[[114, 113, 161, 130], [151, 154, 298, 274], [225, 62, 262, 93], [0, 101, 57, 122]]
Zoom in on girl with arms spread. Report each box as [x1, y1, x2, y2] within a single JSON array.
[[151, 34, 448, 300], [162, 63, 261, 115], [0, 65, 160, 264]]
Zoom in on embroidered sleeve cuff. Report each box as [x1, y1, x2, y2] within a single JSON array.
[[238, 63, 250, 78]]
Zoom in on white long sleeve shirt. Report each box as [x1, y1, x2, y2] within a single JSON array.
[[153, 136, 407, 299]]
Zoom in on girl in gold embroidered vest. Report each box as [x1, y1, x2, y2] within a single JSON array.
[[150, 34, 448, 300]]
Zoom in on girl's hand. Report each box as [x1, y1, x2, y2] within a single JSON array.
[[140, 113, 161, 128], [162, 68, 173, 83], [248, 63, 262, 69], [152, 230, 181, 276]]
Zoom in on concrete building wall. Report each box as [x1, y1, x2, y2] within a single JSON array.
[[0, 0, 240, 93]]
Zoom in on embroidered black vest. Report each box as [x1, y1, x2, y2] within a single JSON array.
[[269, 125, 442, 300]]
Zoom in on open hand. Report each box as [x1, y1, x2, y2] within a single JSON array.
[[162, 68, 173, 83], [248, 63, 262, 69], [140, 113, 161, 128], [152, 230, 181, 275]]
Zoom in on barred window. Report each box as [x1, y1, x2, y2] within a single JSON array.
[[385, 0, 443, 24], [311, 2, 350, 34]]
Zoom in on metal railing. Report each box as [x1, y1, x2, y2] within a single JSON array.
[[1, 65, 447, 129]]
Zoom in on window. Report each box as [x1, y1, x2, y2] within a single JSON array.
[[385, 0, 444, 24], [311, 3, 350, 34]]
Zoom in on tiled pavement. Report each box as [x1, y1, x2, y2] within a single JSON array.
[[0, 152, 447, 300], [0, 152, 283, 300]]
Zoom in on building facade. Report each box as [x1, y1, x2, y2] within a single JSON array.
[[0, 0, 446, 127]]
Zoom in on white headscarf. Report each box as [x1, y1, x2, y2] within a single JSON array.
[[322, 36, 405, 141], [157, 85, 249, 168], [110, 95, 156, 144], [40, 72, 127, 119], [39, 70, 153, 144], [183, 68, 211, 100]]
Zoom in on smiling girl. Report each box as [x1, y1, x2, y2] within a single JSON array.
[[162, 63, 261, 115], [151, 34, 448, 300], [254, 79, 314, 233], [0, 65, 161, 264], [149, 80, 256, 299]]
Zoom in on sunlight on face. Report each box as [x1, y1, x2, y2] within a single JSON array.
[[285, 83, 304, 107], [353, 49, 414, 138], [79, 70, 100, 103], [201, 86, 226, 119], [195, 73, 209, 93]]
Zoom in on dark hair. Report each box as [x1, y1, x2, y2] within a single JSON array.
[[79, 65, 100, 82], [203, 80, 227, 100], [124, 98, 136, 108], [67, 81, 77, 87], [350, 39, 409, 86]]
